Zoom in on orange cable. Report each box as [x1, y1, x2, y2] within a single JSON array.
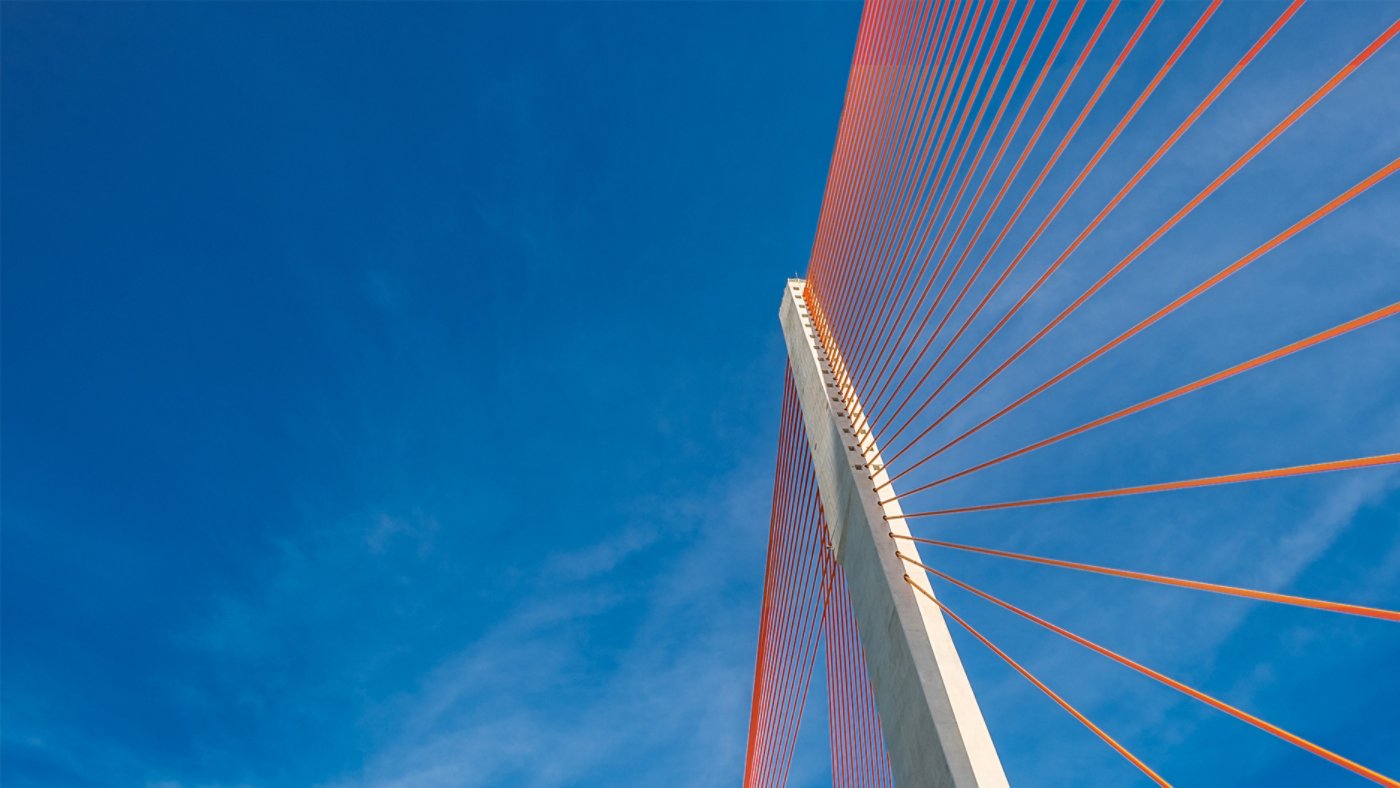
[[889, 453, 1400, 516], [900, 556, 1400, 787], [904, 576, 1170, 787], [903, 301, 1400, 496], [898, 534, 1400, 622]]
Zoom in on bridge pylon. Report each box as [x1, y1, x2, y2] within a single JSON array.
[[779, 278, 1008, 788]]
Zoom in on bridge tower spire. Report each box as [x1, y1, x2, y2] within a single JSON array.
[[779, 278, 1008, 788]]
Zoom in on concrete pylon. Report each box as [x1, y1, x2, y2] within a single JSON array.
[[779, 279, 1008, 788]]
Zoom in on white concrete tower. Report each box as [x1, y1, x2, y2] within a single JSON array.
[[779, 279, 1008, 788]]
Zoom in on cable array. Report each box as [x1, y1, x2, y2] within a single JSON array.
[[744, 369, 833, 788], [825, 551, 896, 788], [746, 0, 1399, 782]]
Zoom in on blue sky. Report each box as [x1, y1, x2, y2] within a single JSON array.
[[2, 3, 858, 785], [3, 2, 1398, 787]]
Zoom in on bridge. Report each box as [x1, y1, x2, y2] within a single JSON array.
[[742, 2, 1399, 785]]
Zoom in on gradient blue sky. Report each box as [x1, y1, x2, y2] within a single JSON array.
[[3, 2, 1398, 787], [3, 3, 857, 784]]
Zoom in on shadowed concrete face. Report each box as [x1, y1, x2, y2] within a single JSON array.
[[779, 280, 1007, 788]]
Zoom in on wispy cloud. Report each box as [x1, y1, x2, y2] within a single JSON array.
[[329, 459, 774, 788]]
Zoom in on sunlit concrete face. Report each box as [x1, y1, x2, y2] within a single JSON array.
[[779, 279, 1007, 788]]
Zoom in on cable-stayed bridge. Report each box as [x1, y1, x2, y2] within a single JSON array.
[[743, 2, 1400, 785]]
